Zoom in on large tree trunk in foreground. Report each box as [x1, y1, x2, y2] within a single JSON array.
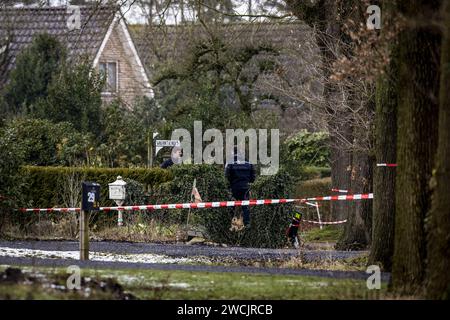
[[369, 37, 399, 271], [425, 0, 450, 299], [370, 74, 397, 271], [392, 0, 441, 295]]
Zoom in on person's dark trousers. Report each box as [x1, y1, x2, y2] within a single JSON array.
[[232, 188, 250, 226]]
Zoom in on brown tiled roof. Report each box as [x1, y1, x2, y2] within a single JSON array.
[[130, 21, 313, 78], [0, 5, 117, 85]]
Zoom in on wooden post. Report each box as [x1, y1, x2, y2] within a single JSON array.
[[80, 210, 89, 260], [186, 179, 196, 228], [147, 130, 153, 168], [150, 131, 153, 168]]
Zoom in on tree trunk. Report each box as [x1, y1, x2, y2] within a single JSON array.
[[392, 0, 441, 295], [336, 149, 374, 250], [286, 0, 373, 236], [369, 26, 399, 271], [330, 125, 352, 221], [336, 91, 375, 251], [316, 0, 353, 222], [425, 0, 450, 299]]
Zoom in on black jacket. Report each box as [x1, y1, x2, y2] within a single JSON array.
[[225, 161, 256, 191], [160, 158, 174, 169]]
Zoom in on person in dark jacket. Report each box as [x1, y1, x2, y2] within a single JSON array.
[[160, 146, 183, 169], [225, 147, 256, 228]]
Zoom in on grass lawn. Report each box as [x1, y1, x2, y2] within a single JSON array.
[[301, 225, 343, 243], [0, 265, 386, 300]]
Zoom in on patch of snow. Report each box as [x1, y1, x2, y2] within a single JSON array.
[[169, 282, 190, 289], [116, 274, 145, 285], [0, 247, 195, 264], [279, 279, 330, 288]]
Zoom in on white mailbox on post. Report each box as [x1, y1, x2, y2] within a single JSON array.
[[108, 176, 127, 226]]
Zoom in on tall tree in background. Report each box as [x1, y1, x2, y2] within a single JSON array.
[[284, 0, 351, 223], [337, 94, 375, 250], [38, 58, 104, 135], [286, 0, 374, 249], [425, 0, 450, 299], [2, 33, 66, 115], [392, 0, 442, 295], [334, 2, 376, 249]]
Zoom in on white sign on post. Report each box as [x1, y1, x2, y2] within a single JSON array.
[[155, 140, 181, 156]]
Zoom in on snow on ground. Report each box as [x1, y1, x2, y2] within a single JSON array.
[[0, 247, 204, 264]]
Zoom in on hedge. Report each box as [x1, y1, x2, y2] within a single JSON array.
[[294, 177, 332, 221], [151, 164, 231, 226], [301, 166, 331, 180], [16, 164, 296, 248], [20, 166, 173, 208]]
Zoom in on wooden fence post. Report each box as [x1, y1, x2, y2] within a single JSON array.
[[80, 210, 89, 260]]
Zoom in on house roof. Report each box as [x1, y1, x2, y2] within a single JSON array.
[[129, 21, 313, 78], [0, 5, 117, 85]]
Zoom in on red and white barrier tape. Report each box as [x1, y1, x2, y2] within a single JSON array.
[[303, 219, 347, 225], [377, 163, 397, 167], [20, 207, 82, 213], [304, 201, 320, 207], [18, 193, 373, 213], [302, 193, 373, 202], [19, 199, 295, 213]]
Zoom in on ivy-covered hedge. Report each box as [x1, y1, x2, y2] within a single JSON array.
[[151, 164, 231, 226], [153, 165, 296, 248], [20, 166, 173, 208], [234, 169, 295, 248]]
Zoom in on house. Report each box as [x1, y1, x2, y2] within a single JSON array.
[[0, 5, 153, 107]]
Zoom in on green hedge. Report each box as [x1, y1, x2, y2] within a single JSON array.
[[20, 166, 173, 208], [295, 177, 332, 220], [301, 166, 331, 180], [16, 164, 296, 248], [152, 165, 296, 248]]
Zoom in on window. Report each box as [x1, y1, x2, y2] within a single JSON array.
[[99, 61, 117, 93]]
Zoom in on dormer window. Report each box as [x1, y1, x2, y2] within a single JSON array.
[[99, 61, 117, 93]]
